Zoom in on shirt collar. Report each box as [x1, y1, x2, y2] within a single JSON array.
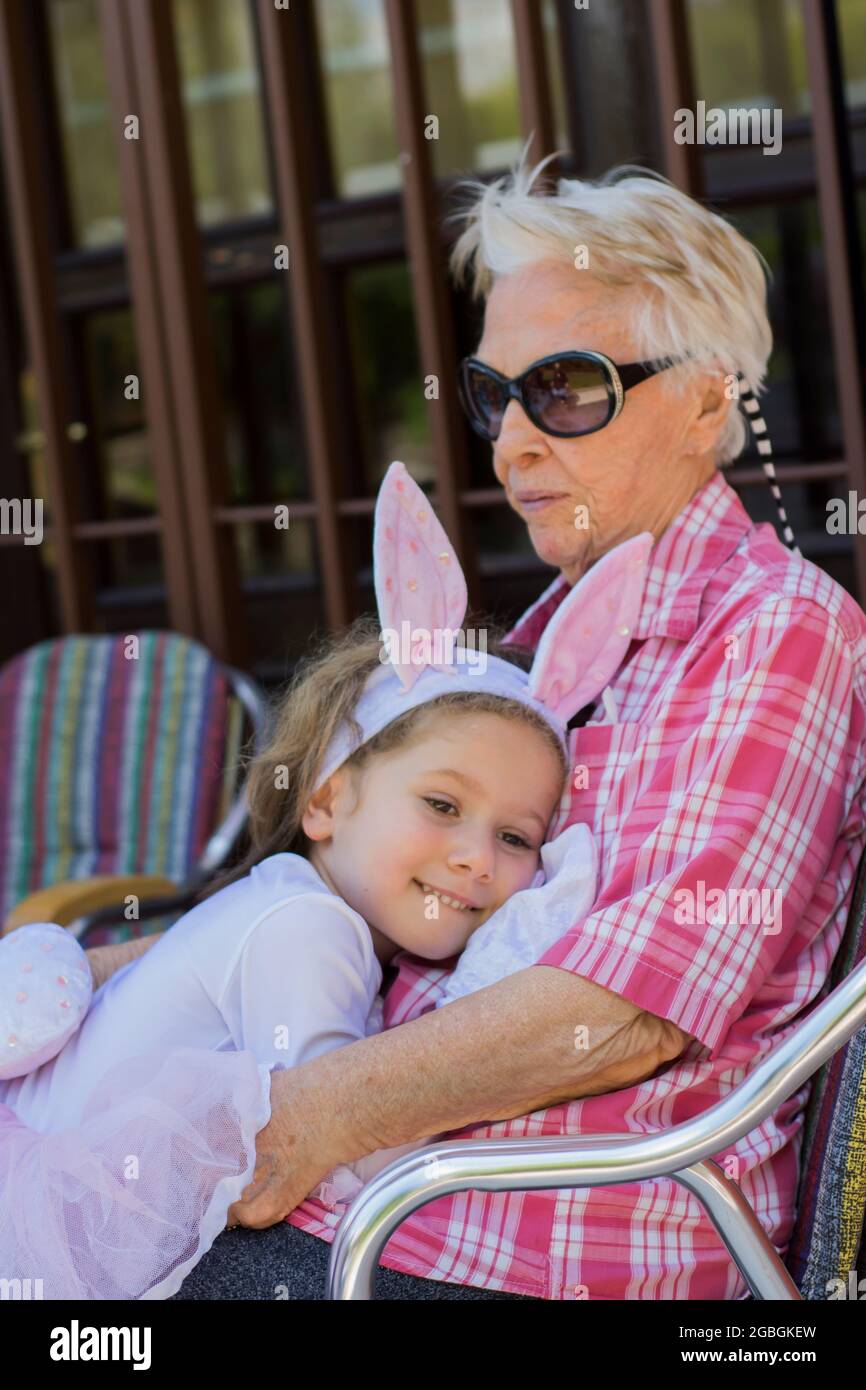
[[506, 469, 756, 648]]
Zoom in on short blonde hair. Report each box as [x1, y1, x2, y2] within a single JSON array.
[[447, 143, 773, 466]]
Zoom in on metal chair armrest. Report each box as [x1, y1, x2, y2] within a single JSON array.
[[73, 884, 203, 944], [2, 874, 181, 935], [328, 952, 866, 1299]]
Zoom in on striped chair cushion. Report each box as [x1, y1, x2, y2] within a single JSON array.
[[786, 840, 866, 1298], [0, 632, 231, 938]]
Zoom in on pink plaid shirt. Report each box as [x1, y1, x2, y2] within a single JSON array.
[[287, 469, 866, 1299]]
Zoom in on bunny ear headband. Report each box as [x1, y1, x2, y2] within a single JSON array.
[[314, 461, 654, 793]]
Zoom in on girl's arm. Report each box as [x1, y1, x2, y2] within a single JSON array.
[[85, 934, 160, 990]]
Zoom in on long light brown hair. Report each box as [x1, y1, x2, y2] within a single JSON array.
[[199, 612, 566, 901]]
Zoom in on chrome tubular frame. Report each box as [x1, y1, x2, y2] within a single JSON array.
[[327, 951, 866, 1300]]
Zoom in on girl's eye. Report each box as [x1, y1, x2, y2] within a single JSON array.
[[424, 797, 455, 815], [423, 799, 534, 851], [501, 831, 533, 850]]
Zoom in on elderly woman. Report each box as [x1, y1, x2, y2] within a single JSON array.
[[90, 155, 866, 1301]]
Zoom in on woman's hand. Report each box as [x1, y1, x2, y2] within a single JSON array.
[[226, 1061, 346, 1230]]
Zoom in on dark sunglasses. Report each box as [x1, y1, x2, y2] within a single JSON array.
[[457, 351, 801, 555], [457, 349, 686, 441]]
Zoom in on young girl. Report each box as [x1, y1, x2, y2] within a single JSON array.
[[0, 461, 651, 1300]]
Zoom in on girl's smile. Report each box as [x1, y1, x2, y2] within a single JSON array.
[[413, 879, 483, 911]]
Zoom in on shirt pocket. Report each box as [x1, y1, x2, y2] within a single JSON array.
[[558, 720, 647, 840]]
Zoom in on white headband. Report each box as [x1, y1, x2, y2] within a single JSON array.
[[315, 649, 570, 793], [314, 461, 653, 795]]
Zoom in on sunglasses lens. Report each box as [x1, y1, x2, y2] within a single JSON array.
[[524, 358, 612, 434], [463, 365, 505, 439]]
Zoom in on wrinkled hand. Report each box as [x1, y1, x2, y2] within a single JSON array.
[[226, 1061, 344, 1231]]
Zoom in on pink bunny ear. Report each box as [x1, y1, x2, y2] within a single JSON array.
[[528, 532, 654, 721], [373, 461, 468, 692]]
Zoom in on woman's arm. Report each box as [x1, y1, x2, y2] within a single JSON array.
[[227, 963, 688, 1228], [85, 934, 160, 990]]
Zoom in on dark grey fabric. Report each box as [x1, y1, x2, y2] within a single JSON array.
[[168, 1220, 539, 1301]]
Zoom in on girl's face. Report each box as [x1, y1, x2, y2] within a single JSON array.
[[304, 711, 565, 967]]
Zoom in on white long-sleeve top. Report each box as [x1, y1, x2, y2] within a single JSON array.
[[1, 823, 597, 1200]]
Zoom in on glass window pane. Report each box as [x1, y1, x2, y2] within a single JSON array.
[[47, 0, 125, 248], [838, 0, 866, 110], [12, 531, 166, 623], [723, 200, 841, 462], [91, 533, 166, 595], [17, 367, 53, 526], [351, 513, 375, 611], [470, 505, 556, 633], [173, 0, 273, 225], [232, 521, 327, 686], [343, 262, 432, 494], [208, 284, 308, 503], [687, 0, 810, 119], [687, 1, 817, 199], [80, 311, 155, 522], [233, 517, 314, 582], [315, 0, 401, 199], [416, 0, 522, 180]]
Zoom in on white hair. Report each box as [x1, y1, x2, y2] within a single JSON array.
[[446, 143, 774, 466]]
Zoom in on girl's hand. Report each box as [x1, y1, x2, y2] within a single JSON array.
[[225, 1062, 344, 1230]]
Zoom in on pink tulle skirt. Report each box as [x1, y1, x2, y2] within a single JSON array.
[[0, 1047, 273, 1300]]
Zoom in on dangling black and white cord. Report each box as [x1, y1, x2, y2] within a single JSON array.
[[736, 373, 801, 555]]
